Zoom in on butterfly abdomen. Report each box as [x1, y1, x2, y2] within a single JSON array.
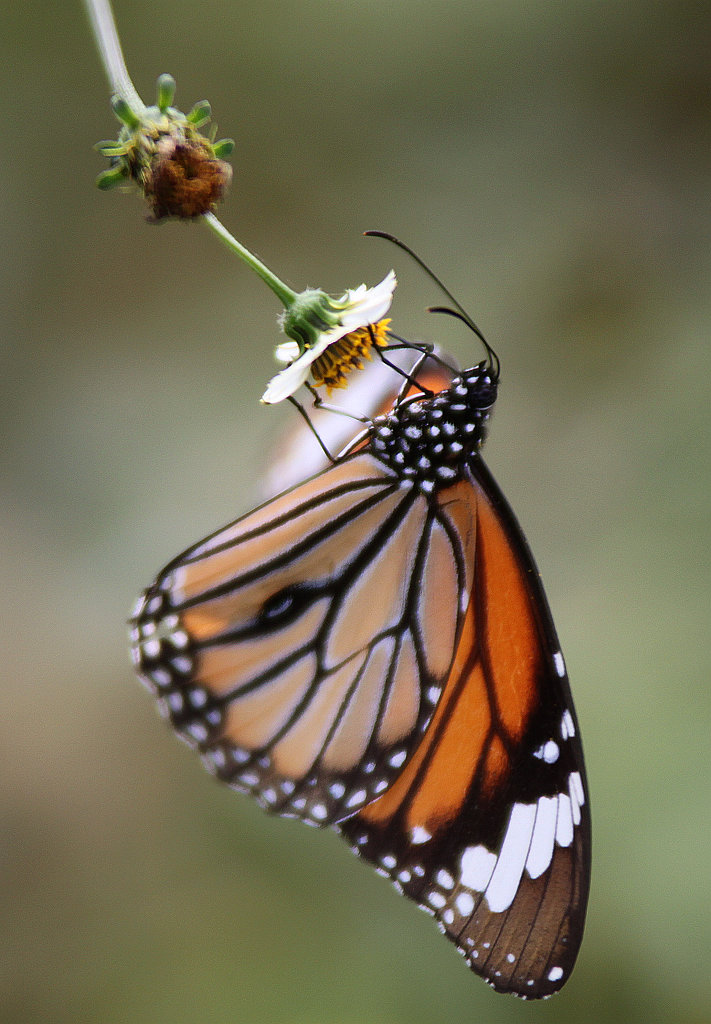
[[370, 364, 497, 492]]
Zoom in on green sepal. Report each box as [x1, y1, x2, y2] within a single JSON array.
[[213, 138, 235, 158], [187, 101, 211, 127], [156, 74, 176, 113], [111, 96, 141, 130], [96, 166, 128, 190], [94, 140, 125, 154], [281, 289, 341, 349]]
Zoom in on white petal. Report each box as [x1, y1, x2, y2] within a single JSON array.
[[261, 358, 313, 404], [275, 340, 300, 364], [340, 270, 396, 331]]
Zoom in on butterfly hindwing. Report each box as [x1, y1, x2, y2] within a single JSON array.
[[130, 452, 470, 827]]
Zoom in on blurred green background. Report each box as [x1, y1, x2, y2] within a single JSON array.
[[3, 1, 710, 1021]]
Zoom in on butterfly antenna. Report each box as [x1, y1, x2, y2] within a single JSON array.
[[427, 306, 500, 380], [364, 229, 500, 378]]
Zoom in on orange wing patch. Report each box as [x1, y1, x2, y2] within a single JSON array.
[[475, 484, 539, 741], [354, 470, 545, 833]]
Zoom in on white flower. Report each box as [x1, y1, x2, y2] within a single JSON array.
[[261, 270, 397, 404]]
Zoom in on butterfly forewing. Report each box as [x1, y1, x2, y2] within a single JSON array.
[[131, 452, 471, 826], [339, 461, 590, 997]]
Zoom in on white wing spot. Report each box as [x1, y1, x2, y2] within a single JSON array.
[[525, 795, 558, 880], [533, 739, 560, 764], [186, 721, 208, 743], [427, 891, 447, 909], [329, 782, 345, 799], [485, 802, 537, 913], [167, 693, 183, 713], [460, 845, 497, 891], [208, 748, 226, 769], [381, 854, 397, 870], [411, 826, 432, 845], [455, 891, 475, 917], [311, 803, 328, 821], [569, 774, 582, 826], [345, 789, 367, 809], [436, 869, 454, 890], [553, 651, 566, 677], [548, 966, 564, 982], [555, 793, 574, 848], [388, 750, 407, 768], [570, 770, 585, 806], [507, 953, 516, 964], [560, 709, 575, 740]]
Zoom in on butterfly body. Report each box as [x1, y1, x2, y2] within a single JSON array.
[[367, 362, 497, 490], [130, 354, 589, 998]]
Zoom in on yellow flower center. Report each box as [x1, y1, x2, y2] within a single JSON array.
[[311, 319, 391, 392]]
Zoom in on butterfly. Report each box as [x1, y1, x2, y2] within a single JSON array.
[[129, 277, 590, 999]]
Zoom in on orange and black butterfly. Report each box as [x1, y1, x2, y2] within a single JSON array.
[[129, 256, 590, 998]]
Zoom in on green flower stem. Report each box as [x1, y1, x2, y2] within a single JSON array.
[[203, 213, 297, 307], [84, 0, 145, 115]]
